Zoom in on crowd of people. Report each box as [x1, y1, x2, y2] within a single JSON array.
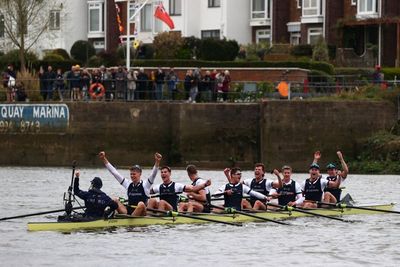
[[72, 150, 349, 220], [35, 65, 232, 102]]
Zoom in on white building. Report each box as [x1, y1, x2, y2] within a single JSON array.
[[0, 0, 87, 58]]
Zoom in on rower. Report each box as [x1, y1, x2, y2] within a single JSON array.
[[300, 163, 341, 209], [178, 164, 212, 213], [148, 166, 211, 212], [241, 163, 282, 210], [73, 170, 118, 219], [215, 167, 270, 211], [270, 165, 303, 207], [99, 151, 162, 216], [314, 151, 349, 202]]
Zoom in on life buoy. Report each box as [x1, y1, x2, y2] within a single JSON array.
[[89, 83, 105, 99]]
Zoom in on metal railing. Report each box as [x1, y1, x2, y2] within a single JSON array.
[[0, 76, 398, 103]]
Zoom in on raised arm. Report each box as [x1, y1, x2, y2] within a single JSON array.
[[73, 170, 89, 200], [223, 168, 231, 183], [146, 152, 162, 185], [313, 151, 321, 164], [337, 151, 349, 179], [98, 151, 129, 189], [271, 169, 283, 189]]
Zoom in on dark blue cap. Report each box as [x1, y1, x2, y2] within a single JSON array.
[[309, 163, 320, 170], [326, 163, 336, 169], [91, 177, 103, 189]]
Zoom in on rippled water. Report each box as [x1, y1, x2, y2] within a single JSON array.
[[0, 167, 399, 267]]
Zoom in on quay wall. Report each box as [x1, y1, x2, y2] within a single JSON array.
[[0, 101, 396, 171]]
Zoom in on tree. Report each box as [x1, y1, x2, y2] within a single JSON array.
[[312, 36, 329, 62], [0, 0, 64, 72], [153, 32, 184, 59], [70, 40, 96, 64]]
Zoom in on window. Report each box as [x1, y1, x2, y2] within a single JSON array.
[[169, 0, 182, 15], [201, 30, 220, 39], [89, 3, 104, 32], [308, 27, 323, 45], [297, 0, 302, 9], [256, 29, 271, 43], [303, 0, 318, 16], [358, 0, 377, 14], [49, 10, 60, 30], [351, 0, 356, 5], [0, 14, 4, 38], [140, 4, 152, 32], [252, 0, 271, 19], [208, 0, 220, 8], [290, 33, 301, 45]]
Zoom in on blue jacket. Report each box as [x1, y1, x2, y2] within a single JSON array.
[[73, 177, 117, 218]]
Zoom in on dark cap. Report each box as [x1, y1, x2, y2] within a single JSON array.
[[130, 165, 142, 172], [309, 163, 320, 170], [91, 177, 103, 189], [326, 163, 337, 170]]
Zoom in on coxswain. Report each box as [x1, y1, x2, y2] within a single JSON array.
[[269, 165, 303, 207], [178, 164, 212, 213], [215, 167, 270, 211], [313, 151, 349, 202], [300, 163, 341, 209], [99, 151, 162, 216], [148, 166, 211, 212], [241, 163, 282, 210], [73, 170, 118, 219]]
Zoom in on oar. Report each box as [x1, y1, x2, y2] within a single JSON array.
[[0, 207, 84, 221], [317, 202, 400, 214], [210, 204, 289, 225], [142, 206, 240, 226], [265, 202, 348, 222]]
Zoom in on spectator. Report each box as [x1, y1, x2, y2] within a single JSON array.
[[155, 68, 165, 100], [15, 81, 27, 102], [3, 64, 17, 102], [54, 68, 65, 101], [215, 70, 225, 101], [184, 70, 193, 100], [210, 69, 218, 102], [149, 70, 156, 100], [109, 67, 117, 101], [99, 66, 112, 101], [201, 70, 212, 102], [136, 68, 148, 100], [372, 65, 383, 84], [221, 70, 231, 102], [127, 69, 138, 101], [45, 65, 56, 101], [38, 66, 47, 101], [70, 65, 82, 101], [166, 67, 179, 100], [81, 68, 92, 101], [64, 65, 74, 100], [189, 68, 200, 103], [115, 66, 127, 100]]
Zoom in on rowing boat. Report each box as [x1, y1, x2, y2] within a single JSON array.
[[27, 203, 395, 232]]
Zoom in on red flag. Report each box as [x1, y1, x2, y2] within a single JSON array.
[[154, 3, 175, 30]]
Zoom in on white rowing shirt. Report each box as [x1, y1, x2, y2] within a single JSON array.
[[105, 162, 158, 197], [215, 183, 267, 200]]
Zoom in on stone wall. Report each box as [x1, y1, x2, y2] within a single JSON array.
[[0, 101, 397, 171]]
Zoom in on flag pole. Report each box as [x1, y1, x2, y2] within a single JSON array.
[[126, 0, 150, 70]]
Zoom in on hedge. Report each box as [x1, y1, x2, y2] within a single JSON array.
[[130, 60, 334, 75]]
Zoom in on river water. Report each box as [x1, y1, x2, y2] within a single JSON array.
[[0, 167, 399, 267]]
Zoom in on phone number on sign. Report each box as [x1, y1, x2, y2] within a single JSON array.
[[0, 120, 40, 133]]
